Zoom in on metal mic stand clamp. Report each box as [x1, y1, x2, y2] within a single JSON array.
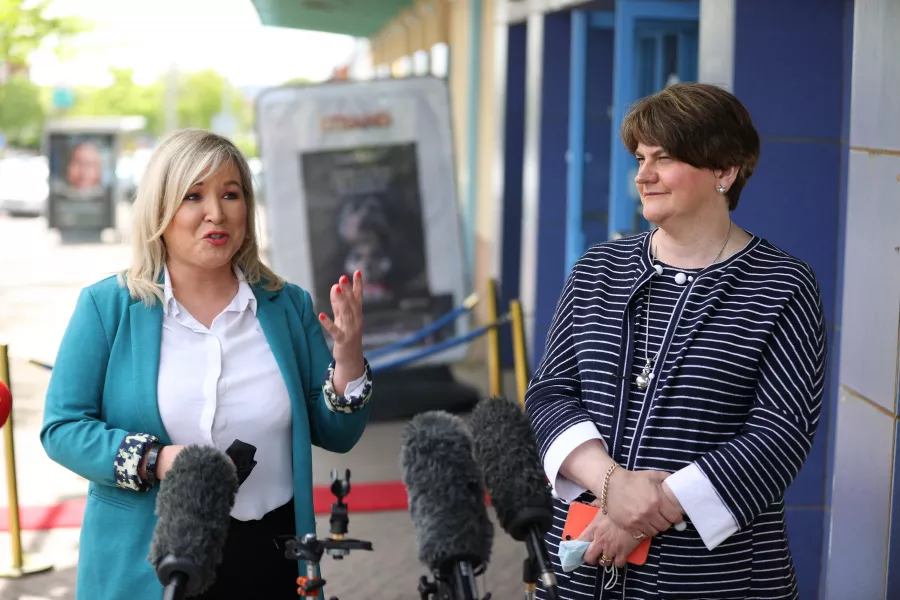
[[284, 469, 374, 599], [416, 564, 493, 600]]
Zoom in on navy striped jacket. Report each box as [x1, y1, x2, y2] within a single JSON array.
[[526, 231, 827, 600]]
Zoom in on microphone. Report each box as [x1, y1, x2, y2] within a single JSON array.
[[0, 382, 12, 429], [400, 411, 493, 600], [470, 397, 560, 600], [148, 445, 239, 600]]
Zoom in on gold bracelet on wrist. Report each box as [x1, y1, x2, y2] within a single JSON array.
[[600, 462, 619, 515]]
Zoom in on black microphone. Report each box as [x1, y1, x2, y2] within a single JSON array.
[[470, 397, 560, 600], [148, 445, 239, 600], [400, 411, 493, 600]]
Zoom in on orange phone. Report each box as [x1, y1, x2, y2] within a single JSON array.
[[561, 501, 651, 566]]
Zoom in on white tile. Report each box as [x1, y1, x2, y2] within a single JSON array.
[[824, 390, 895, 599], [838, 150, 900, 412], [849, 0, 900, 151]]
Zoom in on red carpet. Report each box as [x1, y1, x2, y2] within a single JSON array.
[[0, 480, 410, 532]]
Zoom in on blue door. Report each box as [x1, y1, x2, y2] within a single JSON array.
[[607, 1, 699, 240], [564, 1, 699, 272]]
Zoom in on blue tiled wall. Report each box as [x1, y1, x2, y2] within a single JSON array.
[[581, 27, 614, 248], [529, 11, 572, 371], [499, 22, 527, 368], [730, 0, 851, 597]]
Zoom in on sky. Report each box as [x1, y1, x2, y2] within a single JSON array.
[[28, 0, 359, 88]]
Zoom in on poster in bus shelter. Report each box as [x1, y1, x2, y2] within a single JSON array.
[[47, 132, 117, 231], [255, 77, 466, 365]]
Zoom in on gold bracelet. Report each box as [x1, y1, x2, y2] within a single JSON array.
[[600, 463, 619, 515]]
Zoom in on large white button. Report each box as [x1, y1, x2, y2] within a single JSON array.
[[674, 272, 687, 285]]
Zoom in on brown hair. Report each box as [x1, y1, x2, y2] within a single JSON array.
[[620, 82, 760, 210]]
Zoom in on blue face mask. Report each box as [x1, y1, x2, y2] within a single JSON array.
[[557, 539, 592, 572]]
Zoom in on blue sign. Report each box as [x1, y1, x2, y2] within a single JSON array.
[[52, 88, 74, 110]]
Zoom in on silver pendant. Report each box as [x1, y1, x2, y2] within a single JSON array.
[[635, 360, 654, 390], [636, 372, 650, 390]]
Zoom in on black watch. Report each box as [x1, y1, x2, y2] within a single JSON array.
[[144, 443, 164, 487]]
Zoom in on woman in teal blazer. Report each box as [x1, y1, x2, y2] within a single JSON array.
[[40, 129, 373, 600]]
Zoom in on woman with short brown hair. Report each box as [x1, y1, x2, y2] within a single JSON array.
[[526, 83, 826, 599]]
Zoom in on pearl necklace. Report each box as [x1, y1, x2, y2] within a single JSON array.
[[635, 222, 733, 391]]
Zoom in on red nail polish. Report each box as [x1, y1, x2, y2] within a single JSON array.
[[336, 287, 342, 294], [319, 313, 326, 321], [355, 270, 362, 278], [340, 275, 348, 284]]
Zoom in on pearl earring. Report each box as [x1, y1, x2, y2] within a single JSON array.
[[716, 184, 727, 194]]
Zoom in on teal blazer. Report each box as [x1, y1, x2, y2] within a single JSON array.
[[40, 275, 371, 600]]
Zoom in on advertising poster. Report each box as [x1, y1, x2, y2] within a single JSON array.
[[300, 144, 453, 350], [256, 77, 465, 365], [47, 132, 117, 231]]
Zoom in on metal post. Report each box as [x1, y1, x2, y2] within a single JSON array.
[[464, 0, 483, 292], [485, 280, 502, 398], [0, 345, 52, 578], [565, 10, 588, 274], [607, 1, 638, 241], [509, 300, 530, 407], [164, 63, 179, 133]]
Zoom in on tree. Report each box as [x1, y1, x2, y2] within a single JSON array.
[[69, 68, 164, 134], [281, 77, 314, 86], [177, 69, 250, 133], [68, 68, 255, 143], [0, 0, 88, 72], [0, 74, 44, 147]]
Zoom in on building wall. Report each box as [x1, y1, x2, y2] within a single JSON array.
[[449, 0, 471, 225], [824, 0, 900, 598], [474, 0, 500, 326], [735, 2, 849, 598], [447, 0, 504, 338]]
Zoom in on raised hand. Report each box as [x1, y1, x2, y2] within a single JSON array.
[[319, 270, 365, 365]]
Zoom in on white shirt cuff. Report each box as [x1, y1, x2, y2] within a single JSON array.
[[543, 421, 606, 502], [664, 463, 739, 550], [343, 372, 368, 399]]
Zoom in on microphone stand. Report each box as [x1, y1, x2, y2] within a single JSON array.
[[283, 469, 373, 599], [157, 555, 202, 600], [523, 558, 537, 600], [417, 561, 492, 600], [162, 572, 188, 600]]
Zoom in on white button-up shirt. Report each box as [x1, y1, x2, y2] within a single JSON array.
[[157, 266, 365, 521]]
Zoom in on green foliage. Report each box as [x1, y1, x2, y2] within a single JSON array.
[[177, 69, 248, 132], [281, 76, 314, 86], [68, 68, 164, 133], [66, 68, 255, 140], [0, 0, 258, 151], [0, 0, 89, 68], [0, 75, 45, 147], [232, 133, 258, 158]]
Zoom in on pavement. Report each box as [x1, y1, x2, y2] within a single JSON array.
[[0, 214, 528, 600]]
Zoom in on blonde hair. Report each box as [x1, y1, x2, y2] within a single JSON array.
[[120, 128, 283, 305]]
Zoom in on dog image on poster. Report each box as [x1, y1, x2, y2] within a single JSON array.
[[300, 143, 449, 349]]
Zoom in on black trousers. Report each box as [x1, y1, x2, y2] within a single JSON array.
[[193, 498, 300, 600]]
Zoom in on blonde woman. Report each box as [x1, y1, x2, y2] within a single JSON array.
[[41, 129, 373, 600]]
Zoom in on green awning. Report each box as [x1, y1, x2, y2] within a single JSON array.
[[251, 0, 414, 37]]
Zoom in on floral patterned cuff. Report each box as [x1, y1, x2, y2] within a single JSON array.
[[114, 433, 160, 492], [323, 359, 373, 414]]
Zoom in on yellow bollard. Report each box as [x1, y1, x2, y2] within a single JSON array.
[[0, 344, 53, 578], [509, 300, 530, 407], [485, 280, 503, 398]]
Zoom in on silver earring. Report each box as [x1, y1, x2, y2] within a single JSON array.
[[716, 184, 727, 194]]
